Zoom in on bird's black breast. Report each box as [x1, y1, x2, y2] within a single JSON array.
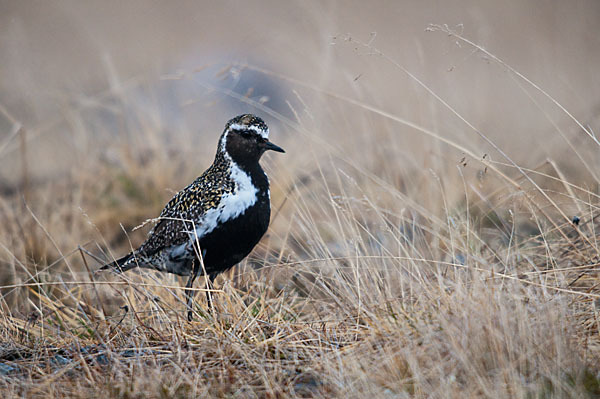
[[199, 190, 270, 275]]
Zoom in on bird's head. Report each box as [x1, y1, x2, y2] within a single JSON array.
[[218, 114, 285, 165]]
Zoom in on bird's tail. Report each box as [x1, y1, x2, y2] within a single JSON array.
[[98, 252, 137, 273]]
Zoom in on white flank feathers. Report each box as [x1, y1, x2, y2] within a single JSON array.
[[170, 162, 259, 260], [193, 162, 258, 239]]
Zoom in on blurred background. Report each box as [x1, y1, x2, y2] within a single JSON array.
[[1, 0, 599, 183]]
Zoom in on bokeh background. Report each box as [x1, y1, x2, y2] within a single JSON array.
[[2, 0, 599, 184]]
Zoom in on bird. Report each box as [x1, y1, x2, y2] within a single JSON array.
[[99, 114, 285, 320]]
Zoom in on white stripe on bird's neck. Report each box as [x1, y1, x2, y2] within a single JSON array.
[[193, 158, 258, 239]]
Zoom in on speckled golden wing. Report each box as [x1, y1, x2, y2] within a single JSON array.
[[137, 164, 234, 258]]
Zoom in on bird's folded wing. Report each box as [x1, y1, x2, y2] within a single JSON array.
[[136, 174, 232, 258]]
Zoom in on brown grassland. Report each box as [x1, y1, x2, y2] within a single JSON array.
[[1, 2, 600, 398]]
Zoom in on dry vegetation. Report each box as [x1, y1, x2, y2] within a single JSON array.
[[1, 2, 600, 398]]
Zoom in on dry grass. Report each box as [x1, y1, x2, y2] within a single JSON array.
[[2, 3, 600, 398]]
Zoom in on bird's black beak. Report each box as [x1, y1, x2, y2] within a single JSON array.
[[263, 140, 285, 153]]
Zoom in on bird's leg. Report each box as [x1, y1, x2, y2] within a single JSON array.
[[205, 272, 218, 313], [185, 258, 200, 321]]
